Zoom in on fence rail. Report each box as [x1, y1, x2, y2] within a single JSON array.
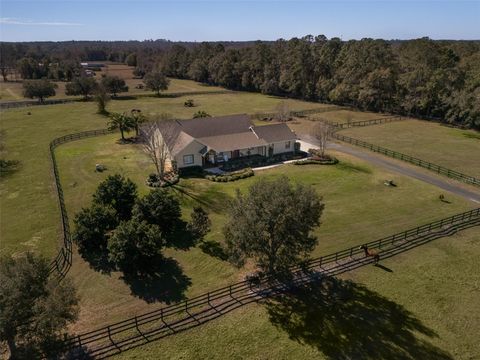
[[333, 133, 480, 187], [48, 128, 115, 278], [252, 106, 342, 120], [61, 207, 480, 358], [0, 90, 232, 110], [333, 115, 405, 129]]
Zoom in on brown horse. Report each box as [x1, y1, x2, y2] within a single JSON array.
[[359, 245, 380, 265]]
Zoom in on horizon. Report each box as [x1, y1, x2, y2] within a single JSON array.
[[1, 1, 479, 42]]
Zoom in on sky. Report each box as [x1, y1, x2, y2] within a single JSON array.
[[0, 1, 479, 42]]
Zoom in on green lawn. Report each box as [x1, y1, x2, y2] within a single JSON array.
[[0, 78, 223, 103], [54, 133, 474, 332], [341, 119, 480, 178], [112, 226, 480, 360], [0, 89, 330, 258]]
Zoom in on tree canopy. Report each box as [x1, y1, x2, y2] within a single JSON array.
[[101, 75, 128, 97], [93, 174, 138, 220], [108, 219, 165, 275], [0, 253, 78, 359], [143, 71, 170, 95], [65, 76, 98, 99], [224, 176, 324, 277], [22, 79, 57, 102]]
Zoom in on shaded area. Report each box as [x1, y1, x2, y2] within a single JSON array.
[[266, 277, 452, 360], [199, 240, 228, 261], [171, 182, 233, 213], [122, 257, 192, 304]]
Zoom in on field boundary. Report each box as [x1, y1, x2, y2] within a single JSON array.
[[332, 132, 480, 187], [48, 129, 115, 278], [0, 90, 231, 109], [61, 208, 480, 359]]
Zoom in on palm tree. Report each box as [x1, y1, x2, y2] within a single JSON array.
[[130, 109, 147, 137], [108, 112, 133, 141]]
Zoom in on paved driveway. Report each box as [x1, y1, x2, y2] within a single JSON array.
[[298, 136, 480, 205]]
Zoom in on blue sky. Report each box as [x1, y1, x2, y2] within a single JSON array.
[[1, 1, 479, 42]]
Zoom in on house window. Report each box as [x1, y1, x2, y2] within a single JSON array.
[[285, 141, 291, 149], [183, 154, 194, 165]]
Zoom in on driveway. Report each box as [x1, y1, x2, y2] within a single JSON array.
[[298, 135, 480, 205]]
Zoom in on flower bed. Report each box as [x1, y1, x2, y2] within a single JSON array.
[[205, 168, 254, 182], [146, 172, 180, 188], [293, 149, 339, 165]]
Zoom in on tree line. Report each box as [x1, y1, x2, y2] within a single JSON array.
[[153, 37, 479, 129], [2, 37, 479, 128]]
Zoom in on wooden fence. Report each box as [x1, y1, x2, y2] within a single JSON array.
[[0, 90, 231, 110], [48, 129, 115, 278], [333, 133, 480, 187], [60, 207, 480, 358]]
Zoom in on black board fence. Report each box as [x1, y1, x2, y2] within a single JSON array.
[[48, 128, 115, 278], [61, 207, 480, 358], [333, 133, 480, 187]]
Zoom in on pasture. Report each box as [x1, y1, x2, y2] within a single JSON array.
[[112, 226, 480, 360], [0, 89, 332, 257], [341, 119, 480, 178], [1, 79, 479, 357], [54, 133, 473, 332]]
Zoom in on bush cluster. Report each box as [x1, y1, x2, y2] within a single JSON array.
[[146, 172, 179, 188], [205, 168, 254, 182], [222, 152, 305, 172]]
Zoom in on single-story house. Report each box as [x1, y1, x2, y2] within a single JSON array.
[[153, 114, 297, 169]]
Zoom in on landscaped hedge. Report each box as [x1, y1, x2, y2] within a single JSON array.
[[294, 150, 339, 165], [178, 165, 204, 177], [222, 152, 306, 172], [293, 158, 338, 165], [146, 172, 180, 187], [205, 168, 254, 182]]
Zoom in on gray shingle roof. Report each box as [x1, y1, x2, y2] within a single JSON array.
[[252, 123, 297, 143], [150, 114, 297, 155]]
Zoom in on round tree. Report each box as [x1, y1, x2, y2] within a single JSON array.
[[22, 79, 57, 103], [132, 188, 182, 235], [143, 71, 170, 96], [0, 253, 79, 359], [101, 75, 128, 97], [93, 174, 138, 220], [65, 76, 98, 100], [108, 219, 165, 275], [224, 176, 324, 277], [73, 203, 118, 255]]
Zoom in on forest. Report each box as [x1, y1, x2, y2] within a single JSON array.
[[1, 36, 479, 128]]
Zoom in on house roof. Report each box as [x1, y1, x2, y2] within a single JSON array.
[[199, 132, 267, 152], [178, 114, 252, 138], [150, 114, 297, 156], [251, 123, 296, 143]]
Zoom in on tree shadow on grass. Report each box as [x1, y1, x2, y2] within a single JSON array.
[[79, 248, 114, 274], [165, 220, 196, 251], [266, 277, 452, 360], [171, 183, 232, 214], [121, 257, 192, 304], [199, 240, 228, 261]]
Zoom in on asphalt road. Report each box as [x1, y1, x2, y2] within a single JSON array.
[[298, 136, 480, 205]]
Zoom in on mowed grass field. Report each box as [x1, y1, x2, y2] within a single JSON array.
[[112, 226, 480, 360], [54, 133, 474, 331], [341, 119, 480, 178], [2, 81, 479, 357], [0, 89, 332, 257], [0, 77, 224, 103]]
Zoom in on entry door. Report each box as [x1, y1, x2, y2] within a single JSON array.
[[232, 150, 240, 158]]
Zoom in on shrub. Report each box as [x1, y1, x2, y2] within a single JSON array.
[[205, 168, 254, 182], [178, 165, 204, 177]]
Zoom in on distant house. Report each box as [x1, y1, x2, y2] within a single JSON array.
[[152, 114, 297, 169]]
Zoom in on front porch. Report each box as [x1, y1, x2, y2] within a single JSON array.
[[202, 145, 271, 168]]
